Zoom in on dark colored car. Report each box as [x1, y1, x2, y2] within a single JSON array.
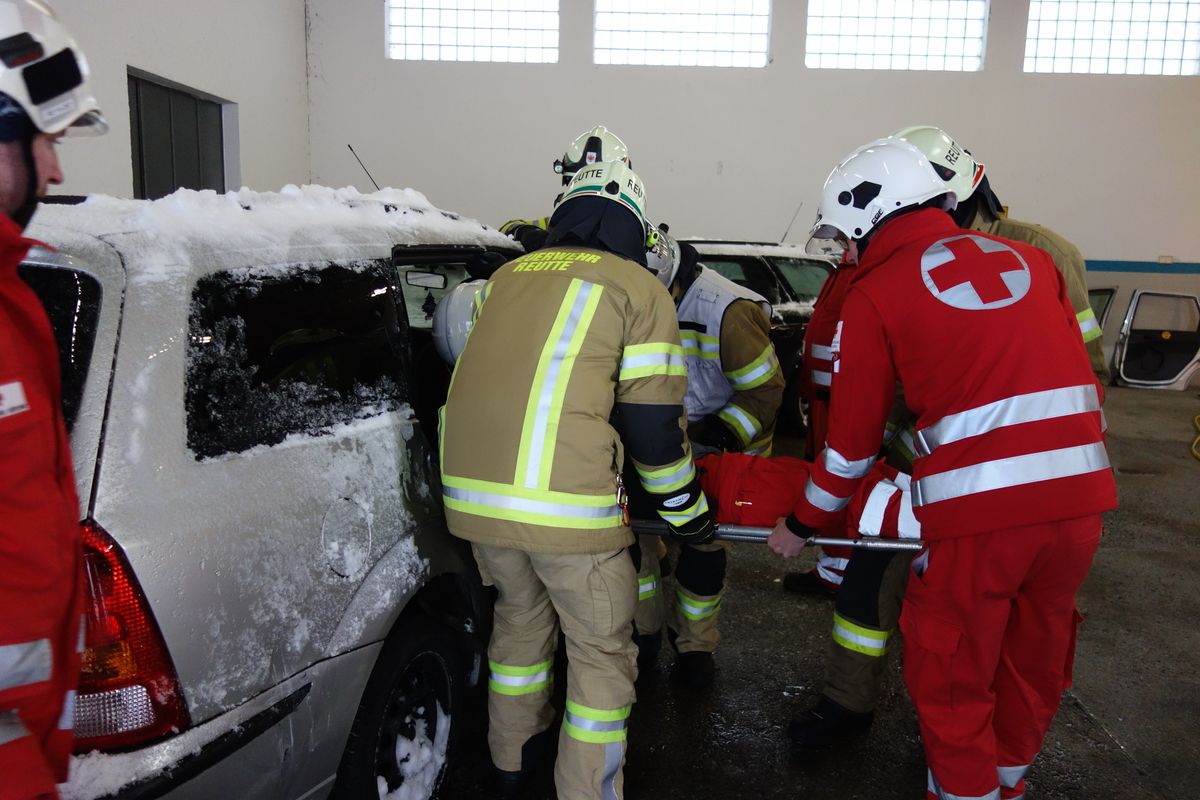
[[685, 240, 836, 435]]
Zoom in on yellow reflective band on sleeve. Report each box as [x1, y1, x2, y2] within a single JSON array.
[[442, 475, 622, 529], [717, 403, 763, 446], [536, 216, 549, 230], [635, 454, 696, 494], [1077, 307, 1102, 343], [563, 699, 631, 744], [472, 281, 493, 321], [746, 433, 773, 457], [831, 612, 890, 657], [725, 344, 780, 390], [515, 279, 604, 490], [680, 330, 721, 360], [657, 492, 710, 526], [676, 589, 721, 621], [489, 658, 554, 696], [619, 342, 687, 381], [638, 574, 659, 599]]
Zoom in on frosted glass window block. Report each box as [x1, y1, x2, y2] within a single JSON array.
[[1028, 0, 1200, 70], [593, 0, 772, 67], [385, 0, 559, 63], [806, 0, 987, 69]]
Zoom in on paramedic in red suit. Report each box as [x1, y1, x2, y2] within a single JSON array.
[[0, 3, 108, 797], [781, 250, 857, 596], [769, 138, 1116, 800]]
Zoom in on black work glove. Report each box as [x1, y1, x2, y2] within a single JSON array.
[[499, 219, 549, 252], [688, 415, 744, 454], [666, 501, 716, 545]]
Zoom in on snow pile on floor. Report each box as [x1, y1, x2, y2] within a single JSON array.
[[377, 702, 451, 800]]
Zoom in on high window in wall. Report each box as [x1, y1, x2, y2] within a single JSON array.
[[128, 71, 231, 200], [386, 0, 559, 63], [805, 0, 990, 71], [594, 0, 771, 67], [1024, 1, 1200, 75]]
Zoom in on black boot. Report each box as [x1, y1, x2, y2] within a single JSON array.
[[673, 650, 715, 690], [782, 569, 838, 599], [491, 726, 556, 797], [491, 768, 524, 799], [786, 696, 874, 747], [635, 629, 663, 669]]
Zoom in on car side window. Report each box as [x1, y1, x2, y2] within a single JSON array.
[[186, 261, 411, 459], [699, 258, 784, 306], [768, 257, 833, 304]]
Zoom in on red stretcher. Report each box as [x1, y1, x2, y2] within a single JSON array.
[[632, 452, 925, 552]]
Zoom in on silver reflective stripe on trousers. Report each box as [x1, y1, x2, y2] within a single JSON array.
[[810, 343, 834, 360], [912, 442, 1111, 507], [805, 478, 851, 512], [998, 763, 1032, 788], [0, 638, 52, 693], [602, 741, 622, 800], [0, 711, 30, 746], [928, 770, 1000, 800], [811, 369, 832, 387], [58, 689, 76, 731], [564, 708, 625, 800], [823, 447, 875, 479], [915, 384, 1100, 457]]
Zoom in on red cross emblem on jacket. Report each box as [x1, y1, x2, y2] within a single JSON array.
[[920, 234, 1031, 310]]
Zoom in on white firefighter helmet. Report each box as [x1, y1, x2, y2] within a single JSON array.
[[554, 125, 629, 184], [0, 0, 107, 136], [807, 137, 955, 255], [891, 125, 984, 204], [644, 227, 681, 288], [557, 158, 648, 232], [433, 279, 484, 366]]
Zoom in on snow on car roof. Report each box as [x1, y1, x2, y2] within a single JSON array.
[[29, 184, 517, 283], [684, 239, 830, 260]]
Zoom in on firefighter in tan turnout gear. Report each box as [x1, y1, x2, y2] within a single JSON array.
[[630, 231, 785, 688], [500, 125, 631, 252], [441, 159, 714, 799]]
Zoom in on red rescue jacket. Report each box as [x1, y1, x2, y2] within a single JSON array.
[[802, 253, 856, 457], [0, 212, 83, 784], [793, 209, 1116, 539]]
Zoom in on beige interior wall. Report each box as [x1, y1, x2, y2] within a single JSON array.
[[49, 0, 311, 198], [305, 0, 1200, 262]]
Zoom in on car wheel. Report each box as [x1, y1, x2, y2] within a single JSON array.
[[332, 614, 463, 799]]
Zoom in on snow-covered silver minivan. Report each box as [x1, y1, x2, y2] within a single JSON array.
[[21, 187, 519, 799]]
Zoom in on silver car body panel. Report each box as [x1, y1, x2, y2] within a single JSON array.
[[26, 191, 508, 797]]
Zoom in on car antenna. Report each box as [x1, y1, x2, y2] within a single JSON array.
[[779, 200, 805, 244], [347, 144, 381, 191]]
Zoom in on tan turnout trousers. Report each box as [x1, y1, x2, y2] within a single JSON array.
[[474, 543, 638, 800], [633, 534, 725, 653]]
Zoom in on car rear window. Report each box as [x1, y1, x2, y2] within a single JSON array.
[[17, 264, 102, 432]]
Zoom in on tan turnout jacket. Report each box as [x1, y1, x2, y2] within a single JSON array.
[[441, 246, 703, 554]]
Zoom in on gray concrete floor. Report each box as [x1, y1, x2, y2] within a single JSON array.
[[445, 386, 1200, 799]]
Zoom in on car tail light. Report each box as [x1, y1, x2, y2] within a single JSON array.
[[74, 520, 191, 752]]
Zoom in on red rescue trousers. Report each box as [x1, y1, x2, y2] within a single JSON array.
[[0, 583, 80, 800], [900, 515, 1101, 800]]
